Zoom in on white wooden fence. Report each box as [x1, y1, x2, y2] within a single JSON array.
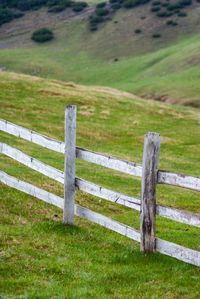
[[0, 106, 200, 267]]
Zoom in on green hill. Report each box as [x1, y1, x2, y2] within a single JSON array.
[[0, 72, 200, 297], [1, 1, 200, 106]]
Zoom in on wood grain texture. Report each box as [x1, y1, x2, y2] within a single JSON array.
[[64, 105, 76, 225], [158, 170, 200, 192], [156, 238, 200, 267], [140, 132, 160, 253]]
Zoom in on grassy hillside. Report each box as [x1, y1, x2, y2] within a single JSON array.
[[0, 72, 200, 297], [1, 2, 200, 106]]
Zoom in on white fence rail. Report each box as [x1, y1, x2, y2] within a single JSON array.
[[1, 118, 200, 191], [0, 109, 200, 267], [1, 170, 199, 267], [1, 142, 199, 228]]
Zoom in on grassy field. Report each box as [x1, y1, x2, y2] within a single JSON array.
[[0, 72, 200, 298], [1, 3, 200, 107]]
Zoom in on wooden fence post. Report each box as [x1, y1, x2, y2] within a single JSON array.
[[63, 105, 77, 225], [140, 132, 160, 252]]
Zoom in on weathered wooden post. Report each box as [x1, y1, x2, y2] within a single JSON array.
[[63, 105, 77, 225], [140, 132, 160, 252]]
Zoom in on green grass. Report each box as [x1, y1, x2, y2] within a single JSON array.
[[1, 3, 200, 106], [0, 72, 200, 297]]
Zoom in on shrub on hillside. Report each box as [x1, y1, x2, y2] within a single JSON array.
[[0, 7, 14, 26], [166, 19, 178, 25], [152, 33, 161, 38], [95, 7, 109, 16], [152, 1, 161, 5], [157, 10, 173, 17], [167, 3, 181, 11], [71, 1, 87, 11], [31, 28, 54, 42], [135, 28, 141, 33], [89, 15, 104, 25], [162, 3, 169, 7], [151, 6, 160, 11], [178, 11, 187, 16], [111, 3, 121, 9], [90, 24, 98, 31], [14, 0, 47, 11], [123, 0, 150, 9], [96, 2, 106, 8], [178, 0, 192, 7], [14, 12, 24, 18]]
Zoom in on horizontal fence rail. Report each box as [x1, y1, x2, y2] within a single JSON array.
[[0, 118, 65, 153], [158, 170, 200, 192], [1, 142, 200, 228], [0, 170, 140, 243], [156, 238, 200, 267], [0, 119, 142, 177], [1, 118, 200, 191], [76, 147, 142, 177], [0, 170, 199, 267]]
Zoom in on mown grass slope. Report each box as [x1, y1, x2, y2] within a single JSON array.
[[0, 72, 200, 298], [1, 2, 200, 106]]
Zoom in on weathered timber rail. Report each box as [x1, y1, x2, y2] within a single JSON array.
[[0, 109, 199, 267]]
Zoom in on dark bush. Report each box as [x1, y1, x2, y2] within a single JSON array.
[[95, 7, 109, 16], [135, 28, 141, 33], [167, 3, 181, 11], [96, 1, 106, 8], [162, 3, 169, 6], [90, 25, 98, 31], [111, 3, 121, 9], [15, 0, 47, 11], [151, 6, 160, 11], [14, 12, 24, 18], [48, 1, 70, 13], [178, 0, 192, 6], [0, 7, 14, 26], [71, 1, 87, 11], [47, 0, 59, 6], [178, 11, 187, 16], [166, 20, 178, 25], [157, 10, 173, 17], [152, 1, 161, 5], [152, 33, 161, 38], [31, 27, 54, 42], [123, 0, 150, 9], [89, 15, 104, 25]]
